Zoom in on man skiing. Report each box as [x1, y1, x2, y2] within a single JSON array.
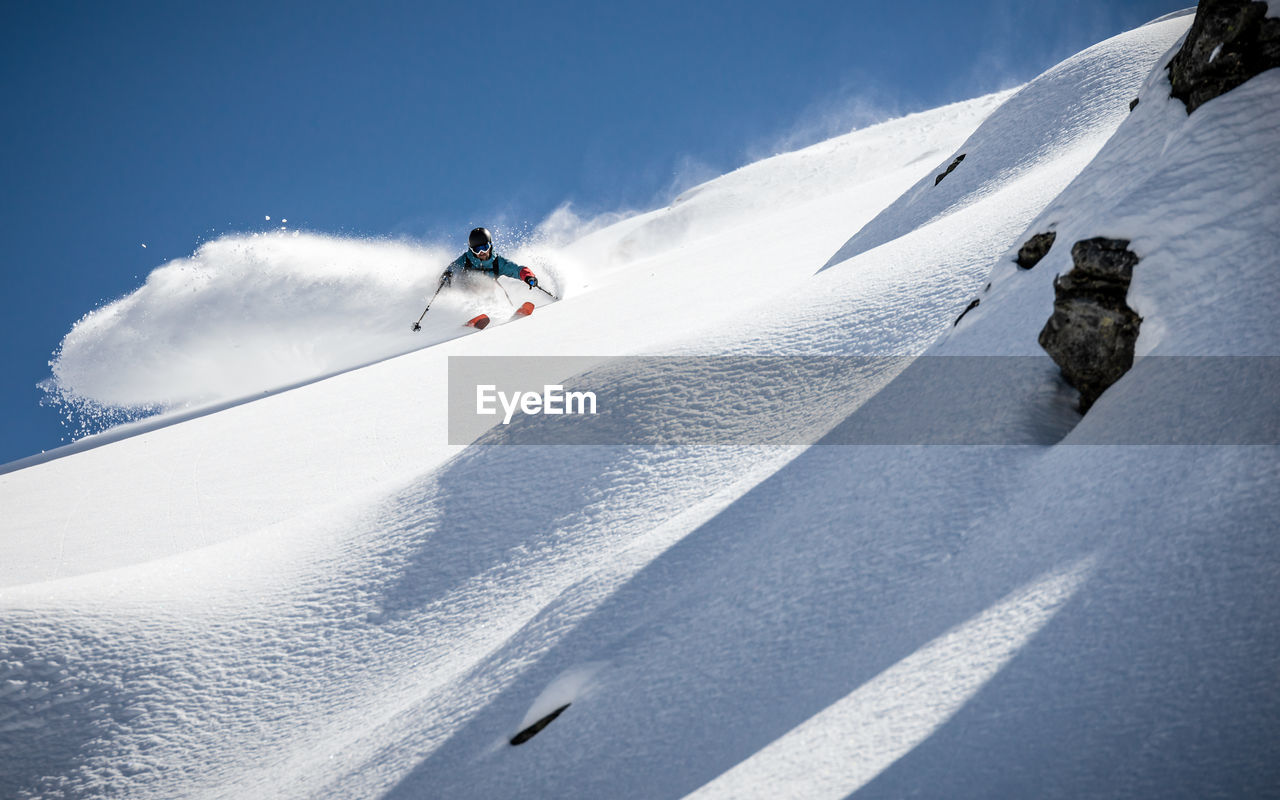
[[413, 227, 540, 331], [446, 226, 539, 289]]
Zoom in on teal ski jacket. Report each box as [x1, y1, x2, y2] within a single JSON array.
[[444, 250, 527, 282]]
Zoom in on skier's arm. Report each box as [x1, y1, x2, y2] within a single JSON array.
[[492, 255, 523, 280], [441, 253, 468, 286], [495, 255, 538, 287]]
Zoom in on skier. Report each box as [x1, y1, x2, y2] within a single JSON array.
[[413, 227, 540, 331]]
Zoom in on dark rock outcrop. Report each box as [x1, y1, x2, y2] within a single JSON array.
[[1168, 0, 1280, 114], [1015, 231, 1057, 269], [510, 703, 571, 745], [934, 153, 966, 186], [1038, 238, 1143, 412], [954, 298, 980, 326]]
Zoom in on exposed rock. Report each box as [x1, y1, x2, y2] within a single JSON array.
[[934, 153, 966, 186], [510, 703, 571, 745], [954, 297, 980, 326], [1129, 96, 1141, 111], [1038, 238, 1143, 412], [1168, 0, 1280, 114], [1015, 231, 1057, 269]]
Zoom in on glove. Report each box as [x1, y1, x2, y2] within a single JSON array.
[[519, 266, 538, 288], [440, 269, 453, 287], [412, 322, 421, 332]]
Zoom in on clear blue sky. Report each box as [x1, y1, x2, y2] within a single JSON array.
[[0, 0, 1187, 464]]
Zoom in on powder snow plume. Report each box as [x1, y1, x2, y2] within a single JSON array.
[[46, 232, 459, 416]]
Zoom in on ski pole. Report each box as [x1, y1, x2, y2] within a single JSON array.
[[499, 274, 560, 302], [412, 277, 447, 331], [494, 276, 517, 310]]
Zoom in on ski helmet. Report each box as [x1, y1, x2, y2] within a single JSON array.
[[468, 227, 493, 255]]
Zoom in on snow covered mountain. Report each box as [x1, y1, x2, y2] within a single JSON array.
[[3, 8, 1278, 799]]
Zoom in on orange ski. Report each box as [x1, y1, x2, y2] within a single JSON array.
[[465, 314, 490, 330]]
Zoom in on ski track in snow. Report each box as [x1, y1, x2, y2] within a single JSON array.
[[6, 10, 1280, 800]]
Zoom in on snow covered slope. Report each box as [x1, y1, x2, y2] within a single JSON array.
[[6, 10, 1279, 800], [1, 89, 1007, 587]]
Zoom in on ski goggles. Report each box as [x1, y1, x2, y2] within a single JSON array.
[[470, 243, 492, 256]]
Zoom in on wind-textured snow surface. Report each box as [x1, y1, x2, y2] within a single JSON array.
[[5, 10, 1279, 799]]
